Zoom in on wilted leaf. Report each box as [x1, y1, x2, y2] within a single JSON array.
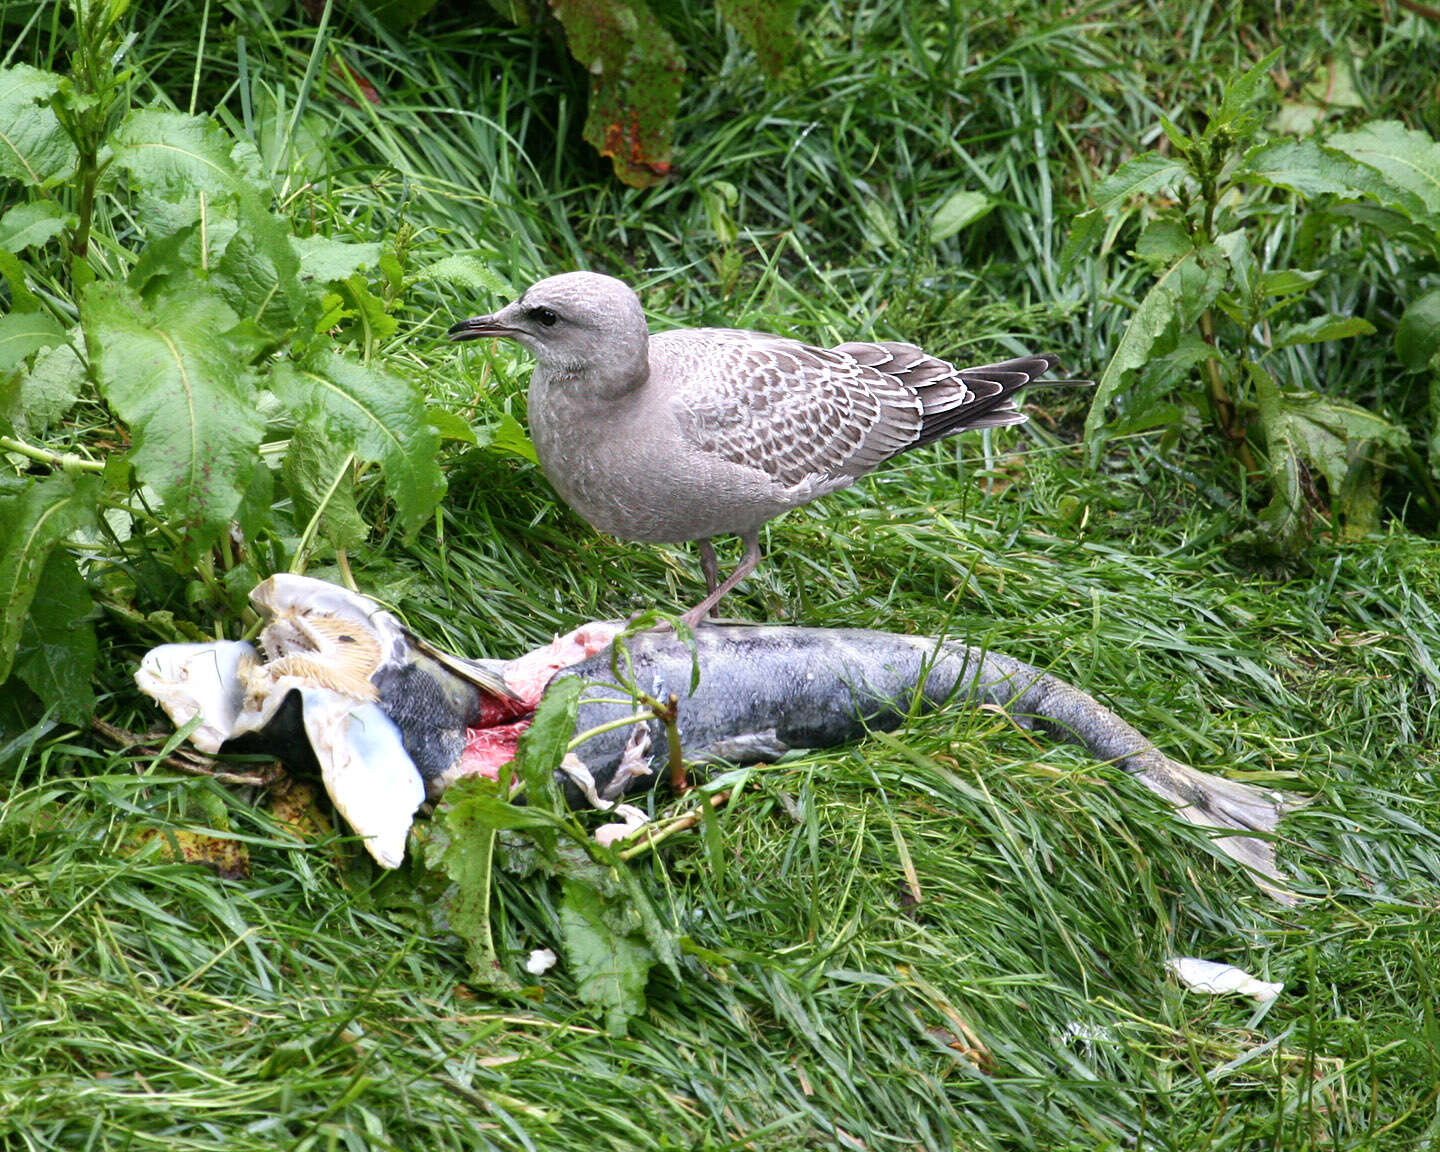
[[716, 0, 800, 78], [84, 282, 263, 544], [271, 353, 445, 535], [0, 201, 74, 253], [0, 65, 77, 189], [1398, 289, 1440, 372], [549, 0, 686, 187], [0, 472, 99, 685], [560, 875, 655, 1036], [267, 777, 334, 843], [132, 827, 251, 879]]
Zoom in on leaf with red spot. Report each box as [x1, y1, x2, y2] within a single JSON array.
[[548, 0, 685, 188]]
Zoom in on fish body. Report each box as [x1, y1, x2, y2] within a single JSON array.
[[553, 626, 1295, 894], [135, 578, 1299, 895]]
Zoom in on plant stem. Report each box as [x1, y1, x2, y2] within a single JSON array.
[[0, 434, 106, 473]]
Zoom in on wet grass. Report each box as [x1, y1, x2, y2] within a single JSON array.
[[7, 0, 1440, 1148]]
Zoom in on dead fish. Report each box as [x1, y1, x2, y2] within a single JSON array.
[[137, 574, 518, 868], [136, 576, 1302, 896]]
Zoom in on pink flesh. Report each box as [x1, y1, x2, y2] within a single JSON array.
[[450, 622, 625, 780]]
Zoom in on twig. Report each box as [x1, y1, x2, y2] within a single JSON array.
[[0, 435, 106, 473], [1393, 0, 1440, 21], [618, 785, 740, 861], [90, 716, 283, 786]]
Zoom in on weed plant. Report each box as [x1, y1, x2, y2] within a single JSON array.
[[4, 0, 1440, 1149]]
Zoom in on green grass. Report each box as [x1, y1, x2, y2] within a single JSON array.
[[6, 0, 1440, 1147]]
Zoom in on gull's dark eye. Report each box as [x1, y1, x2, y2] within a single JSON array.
[[528, 306, 559, 327]]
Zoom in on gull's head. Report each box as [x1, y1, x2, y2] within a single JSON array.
[[449, 271, 650, 389]]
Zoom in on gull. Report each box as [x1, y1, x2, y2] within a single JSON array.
[[451, 271, 1082, 627]]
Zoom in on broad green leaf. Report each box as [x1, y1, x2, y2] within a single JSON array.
[[0, 472, 99, 684], [84, 283, 262, 544], [335, 274, 399, 344], [548, 0, 686, 188], [1242, 138, 1426, 216], [560, 875, 655, 1036], [0, 201, 73, 253], [437, 779, 518, 990], [13, 340, 85, 434], [232, 460, 276, 557], [479, 411, 539, 465], [514, 674, 583, 813], [861, 200, 900, 251], [1210, 49, 1280, 138], [213, 191, 307, 337], [1213, 230, 1257, 304], [1135, 218, 1194, 268], [427, 406, 479, 446], [13, 548, 97, 724], [414, 254, 513, 298], [1083, 246, 1228, 445], [930, 190, 995, 242], [1250, 362, 1306, 553], [1397, 289, 1440, 372], [281, 424, 368, 552], [1327, 121, 1440, 217], [1271, 314, 1375, 349], [270, 353, 445, 535], [716, 0, 800, 77], [292, 235, 383, 284], [0, 65, 77, 188], [110, 109, 243, 199], [0, 311, 65, 371], [1062, 153, 1189, 269], [0, 250, 40, 313], [1259, 379, 1407, 544], [1259, 268, 1325, 298]]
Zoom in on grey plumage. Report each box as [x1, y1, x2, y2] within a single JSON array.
[[450, 271, 1082, 626]]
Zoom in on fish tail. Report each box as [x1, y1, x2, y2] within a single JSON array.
[[1128, 752, 1305, 904]]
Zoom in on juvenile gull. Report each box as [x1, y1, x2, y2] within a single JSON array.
[[450, 271, 1082, 627]]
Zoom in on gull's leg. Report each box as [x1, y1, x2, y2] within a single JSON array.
[[698, 539, 721, 595], [680, 532, 762, 629]]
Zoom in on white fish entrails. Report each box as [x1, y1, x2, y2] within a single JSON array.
[[1167, 958, 1284, 1003]]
